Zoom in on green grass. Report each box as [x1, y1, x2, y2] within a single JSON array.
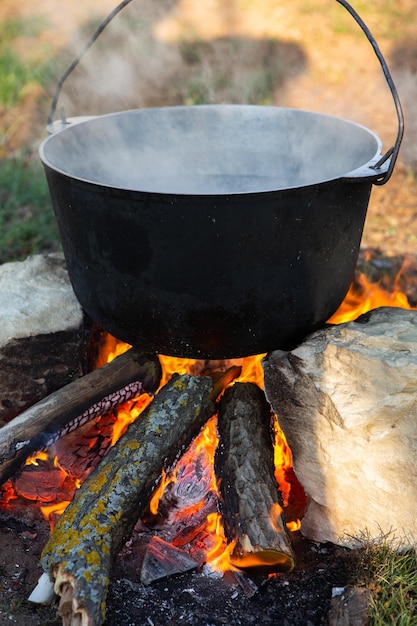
[[0, 14, 61, 262], [353, 534, 417, 625], [0, 154, 60, 264]]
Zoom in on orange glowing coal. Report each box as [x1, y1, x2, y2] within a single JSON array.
[[1, 257, 416, 573]]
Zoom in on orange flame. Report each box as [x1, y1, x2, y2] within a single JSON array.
[[204, 512, 237, 573], [109, 394, 153, 447], [273, 417, 292, 507], [148, 468, 172, 516], [40, 501, 71, 530], [329, 270, 414, 325], [269, 502, 284, 532], [25, 451, 49, 466], [157, 353, 266, 389], [147, 414, 236, 570]]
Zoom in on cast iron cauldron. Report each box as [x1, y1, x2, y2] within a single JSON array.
[[39, 0, 404, 359]]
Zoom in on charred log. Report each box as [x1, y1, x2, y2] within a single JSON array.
[[215, 382, 294, 574], [41, 373, 218, 626], [0, 348, 162, 486], [140, 536, 199, 585]]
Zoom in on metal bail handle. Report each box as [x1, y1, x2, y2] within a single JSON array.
[[47, 0, 403, 185], [47, 0, 135, 129], [335, 0, 404, 185]]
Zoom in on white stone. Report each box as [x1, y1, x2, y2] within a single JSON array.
[[263, 307, 417, 549], [0, 253, 82, 347], [0, 254, 88, 424]]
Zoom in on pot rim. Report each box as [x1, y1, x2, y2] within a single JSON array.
[[39, 104, 387, 197]]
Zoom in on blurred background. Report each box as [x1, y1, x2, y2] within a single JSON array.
[[1, 0, 416, 263]]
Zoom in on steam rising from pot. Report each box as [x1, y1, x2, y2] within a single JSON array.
[[41, 105, 382, 195]]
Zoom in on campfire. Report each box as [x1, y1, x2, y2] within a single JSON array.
[[0, 251, 416, 626], [0, 0, 404, 620]]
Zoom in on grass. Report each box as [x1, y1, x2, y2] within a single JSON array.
[[352, 533, 417, 625], [0, 154, 60, 264], [0, 13, 61, 262], [296, 0, 416, 40]]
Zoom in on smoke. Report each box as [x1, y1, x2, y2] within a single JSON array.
[[54, 0, 186, 119], [49, 0, 308, 119]]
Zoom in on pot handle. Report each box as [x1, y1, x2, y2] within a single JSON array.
[[47, 0, 403, 185], [47, 0, 134, 131], [335, 0, 403, 185]]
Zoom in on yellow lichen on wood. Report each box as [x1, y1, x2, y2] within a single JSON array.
[[42, 374, 216, 626]]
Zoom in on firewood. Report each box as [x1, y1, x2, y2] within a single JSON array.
[[0, 348, 162, 486], [215, 382, 294, 574], [58, 582, 80, 626], [170, 491, 218, 547], [232, 569, 269, 597], [41, 373, 218, 626], [140, 536, 199, 585]]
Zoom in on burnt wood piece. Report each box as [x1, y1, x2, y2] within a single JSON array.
[[41, 379, 144, 449], [0, 348, 162, 486], [171, 491, 218, 547], [215, 382, 294, 574], [140, 536, 200, 585], [41, 373, 218, 626]]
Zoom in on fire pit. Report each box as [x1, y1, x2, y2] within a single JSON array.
[[0, 0, 410, 624], [1, 250, 417, 626], [2, 250, 416, 626]]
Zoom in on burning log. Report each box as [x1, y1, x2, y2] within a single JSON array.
[[41, 373, 219, 626], [215, 382, 294, 574], [0, 347, 162, 486]]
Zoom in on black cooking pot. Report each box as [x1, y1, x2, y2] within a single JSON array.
[[39, 1, 404, 359]]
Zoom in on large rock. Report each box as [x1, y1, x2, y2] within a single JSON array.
[[263, 307, 417, 549], [0, 254, 91, 425]]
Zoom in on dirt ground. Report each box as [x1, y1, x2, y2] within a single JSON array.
[[1, 1, 417, 624], [0, 507, 358, 626]]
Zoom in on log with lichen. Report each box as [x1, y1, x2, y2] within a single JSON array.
[[41, 374, 217, 626], [215, 382, 295, 574]]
